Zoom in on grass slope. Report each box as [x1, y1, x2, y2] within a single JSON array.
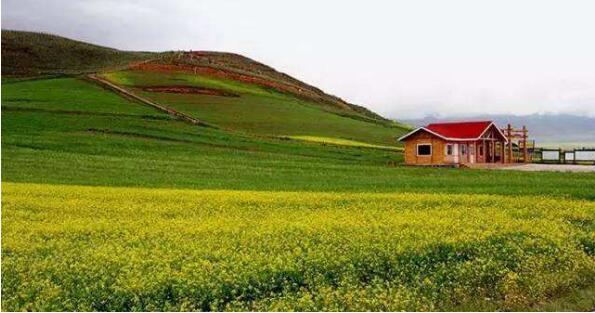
[[154, 51, 390, 122], [1, 30, 154, 75], [1, 30, 398, 129], [100, 70, 409, 146]]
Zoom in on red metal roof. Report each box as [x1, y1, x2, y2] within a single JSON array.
[[426, 121, 492, 139], [397, 120, 508, 142]]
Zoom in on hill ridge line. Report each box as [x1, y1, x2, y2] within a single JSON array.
[[86, 74, 216, 128]]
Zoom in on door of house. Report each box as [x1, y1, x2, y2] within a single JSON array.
[[486, 141, 494, 163]]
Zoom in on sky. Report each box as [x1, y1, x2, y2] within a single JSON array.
[[3, 0, 595, 119]]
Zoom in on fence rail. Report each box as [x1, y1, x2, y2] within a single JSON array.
[[534, 148, 595, 164]]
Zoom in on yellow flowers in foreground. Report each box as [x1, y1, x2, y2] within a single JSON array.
[[2, 183, 594, 311]]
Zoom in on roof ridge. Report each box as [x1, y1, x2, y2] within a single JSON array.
[[426, 120, 492, 125]]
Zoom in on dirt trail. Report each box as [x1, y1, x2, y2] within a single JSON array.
[[86, 74, 214, 128], [139, 85, 239, 97]]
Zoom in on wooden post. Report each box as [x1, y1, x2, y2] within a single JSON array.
[[500, 142, 505, 163], [487, 141, 491, 163], [522, 126, 528, 163], [507, 124, 513, 163]]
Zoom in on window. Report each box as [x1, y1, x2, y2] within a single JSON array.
[[479, 145, 483, 156], [417, 144, 432, 156], [445, 144, 453, 156], [461, 144, 467, 155]]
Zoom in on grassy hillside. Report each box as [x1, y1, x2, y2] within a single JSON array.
[[101, 70, 408, 145], [1, 77, 407, 190], [1, 30, 154, 75], [154, 51, 389, 122], [2, 30, 409, 146]]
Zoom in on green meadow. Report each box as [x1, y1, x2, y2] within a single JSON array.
[[3, 77, 594, 196]]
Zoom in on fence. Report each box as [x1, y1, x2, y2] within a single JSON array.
[[534, 148, 595, 164]]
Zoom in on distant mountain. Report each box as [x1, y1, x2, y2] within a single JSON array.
[[400, 113, 595, 147]]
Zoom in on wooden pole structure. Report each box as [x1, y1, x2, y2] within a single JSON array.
[[500, 142, 505, 163], [507, 124, 513, 163], [522, 125, 528, 163]]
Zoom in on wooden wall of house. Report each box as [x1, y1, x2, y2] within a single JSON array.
[[403, 132, 482, 165], [404, 131, 446, 165]]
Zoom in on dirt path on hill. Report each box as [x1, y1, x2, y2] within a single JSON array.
[[86, 74, 215, 128], [139, 85, 239, 97]]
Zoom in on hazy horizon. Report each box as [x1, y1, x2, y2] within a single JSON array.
[[3, 0, 595, 119]]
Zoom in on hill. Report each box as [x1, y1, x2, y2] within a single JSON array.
[[148, 51, 389, 122], [1, 30, 155, 75], [98, 69, 406, 145], [1, 30, 384, 122], [2, 30, 408, 145]]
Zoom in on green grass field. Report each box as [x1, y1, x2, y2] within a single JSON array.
[[3, 77, 594, 197], [2, 76, 595, 311], [101, 70, 408, 146]]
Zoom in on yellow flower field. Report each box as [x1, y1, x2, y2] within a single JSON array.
[[2, 182, 595, 311]]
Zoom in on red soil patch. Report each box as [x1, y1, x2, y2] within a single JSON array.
[[130, 63, 352, 111], [140, 85, 239, 97]]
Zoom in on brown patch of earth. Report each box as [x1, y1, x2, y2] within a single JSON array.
[[130, 63, 353, 111], [140, 85, 239, 97]]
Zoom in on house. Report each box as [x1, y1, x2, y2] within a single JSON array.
[[397, 121, 509, 166]]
